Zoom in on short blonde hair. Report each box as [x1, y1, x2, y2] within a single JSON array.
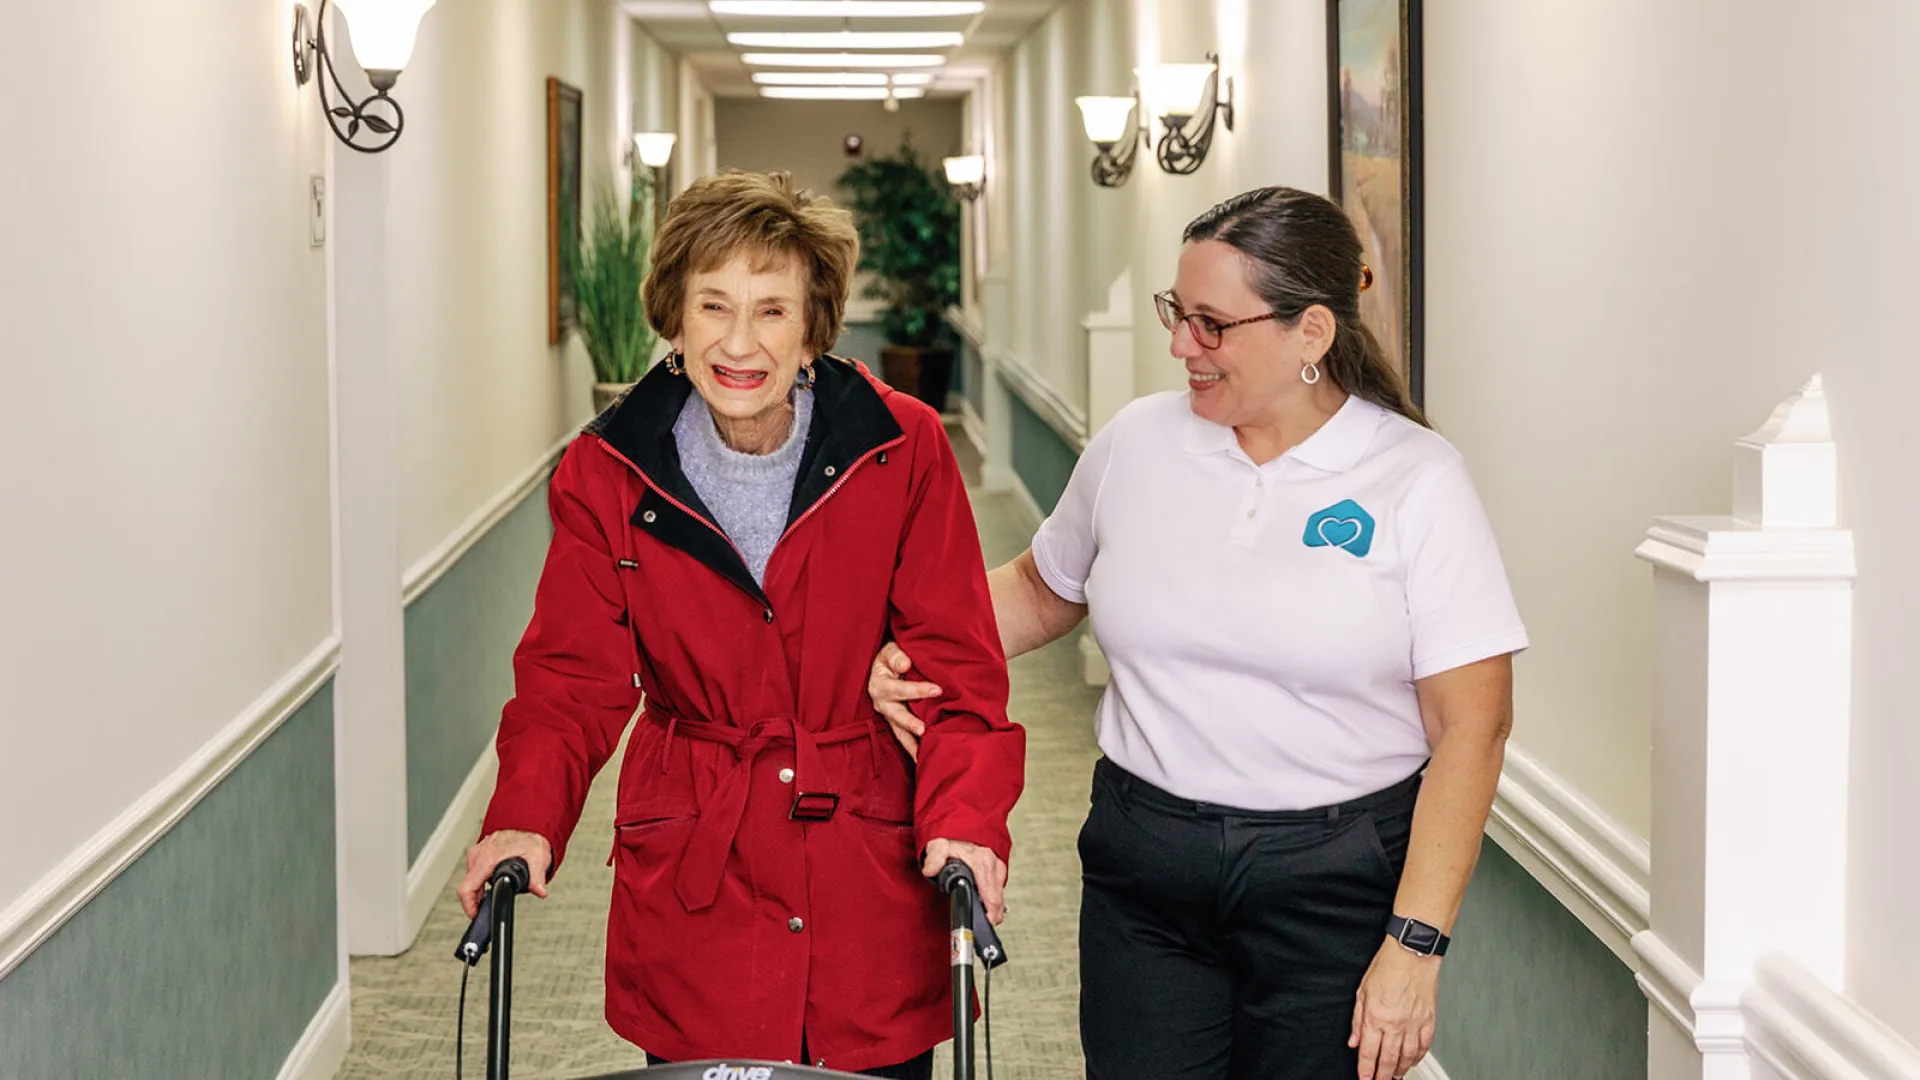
[[643, 170, 860, 357]]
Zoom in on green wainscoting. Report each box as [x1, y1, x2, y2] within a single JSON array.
[[1433, 838, 1648, 1080], [404, 473, 555, 862], [0, 683, 339, 1079], [1010, 391, 1079, 515]]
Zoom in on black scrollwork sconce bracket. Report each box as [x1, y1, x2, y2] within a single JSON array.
[[951, 182, 983, 202], [1090, 90, 1150, 189], [293, 0, 407, 154], [1155, 53, 1234, 176]]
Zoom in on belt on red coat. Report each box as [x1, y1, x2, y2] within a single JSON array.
[[649, 707, 883, 912]]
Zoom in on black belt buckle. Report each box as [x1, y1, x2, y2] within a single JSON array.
[[789, 791, 839, 822]]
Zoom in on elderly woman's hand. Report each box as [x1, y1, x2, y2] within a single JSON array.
[[458, 829, 553, 919], [868, 642, 943, 761], [1349, 938, 1440, 1079], [920, 838, 1008, 925]]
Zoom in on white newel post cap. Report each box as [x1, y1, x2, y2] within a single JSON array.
[[1732, 374, 1838, 528]]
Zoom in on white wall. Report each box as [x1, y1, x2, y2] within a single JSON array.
[[381, 0, 663, 568], [981, 0, 1328, 416], [0, 0, 333, 912], [1420, 0, 1920, 1045]]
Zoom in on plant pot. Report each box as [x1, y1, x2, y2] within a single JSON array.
[[879, 346, 954, 414], [593, 381, 635, 413]]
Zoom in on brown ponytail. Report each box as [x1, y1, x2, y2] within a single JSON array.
[[1182, 187, 1426, 427]]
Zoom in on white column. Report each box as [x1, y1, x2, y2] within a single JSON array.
[[1633, 376, 1855, 1080], [329, 141, 412, 957], [1082, 268, 1135, 437]]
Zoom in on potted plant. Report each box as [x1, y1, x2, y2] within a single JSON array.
[[568, 172, 661, 412], [836, 135, 963, 411]]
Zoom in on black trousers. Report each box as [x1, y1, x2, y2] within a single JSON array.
[[1077, 757, 1418, 1080], [646, 1045, 932, 1079]]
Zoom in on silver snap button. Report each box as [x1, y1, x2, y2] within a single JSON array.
[[824, 465, 837, 477], [642, 510, 657, 523], [788, 916, 804, 933], [778, 767, 795, 784], [763, 608, 775, 623]]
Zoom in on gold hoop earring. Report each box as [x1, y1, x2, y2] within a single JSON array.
[[1301, 361, 1322, 385], [663, 351, 684, 376]]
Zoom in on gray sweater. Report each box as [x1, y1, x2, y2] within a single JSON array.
[[672, 389, 815, 586]]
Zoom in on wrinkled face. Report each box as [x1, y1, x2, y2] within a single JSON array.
[[672, 252, 812, 426], [1166, 239, 1316, 430]]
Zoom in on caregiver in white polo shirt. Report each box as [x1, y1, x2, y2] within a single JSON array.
[[871, 186, 1526, 1080]]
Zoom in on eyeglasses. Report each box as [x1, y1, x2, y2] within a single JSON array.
[[1154, 290, 1283, 350]]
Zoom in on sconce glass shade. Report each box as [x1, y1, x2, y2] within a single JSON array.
[[333, 0, 437, 75], [942, 155, 985, 187], [1138, 62, 1213, 125], [634, 132, 678, 168], [1076, 96, 1136, 148]]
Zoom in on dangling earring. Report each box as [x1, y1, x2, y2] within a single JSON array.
[[1301, 360, 1322, 385], [795, 364, 816, 391], [663, 351, 684, 376]]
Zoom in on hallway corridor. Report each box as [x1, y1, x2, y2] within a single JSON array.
[[340, 481, 1103, 1079]]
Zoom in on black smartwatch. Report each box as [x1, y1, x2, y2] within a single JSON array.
[[1385, 915, 1449, 957]]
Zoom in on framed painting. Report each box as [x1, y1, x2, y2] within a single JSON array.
[[548, 77, 584, 345], [1327, 0, 1423, 407]]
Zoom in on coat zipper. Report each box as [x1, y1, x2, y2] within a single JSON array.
[[778, 435, 906, 547]]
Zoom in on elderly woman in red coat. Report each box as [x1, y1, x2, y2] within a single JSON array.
[[457, 169, 1026, 1079]]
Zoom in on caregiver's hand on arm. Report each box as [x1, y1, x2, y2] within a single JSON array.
[[870, 549, 1087, 759], [458, 829, 553, 918]]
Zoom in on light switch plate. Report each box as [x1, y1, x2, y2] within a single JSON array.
[[309, 175, 326, 247]]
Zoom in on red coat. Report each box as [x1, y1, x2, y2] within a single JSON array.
[[481, 356, 1025, 1071]]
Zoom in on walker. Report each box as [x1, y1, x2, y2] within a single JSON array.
[[454, 856, 1007, 1080]]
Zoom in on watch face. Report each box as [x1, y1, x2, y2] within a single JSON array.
[[1399, 918, 1441, 953]]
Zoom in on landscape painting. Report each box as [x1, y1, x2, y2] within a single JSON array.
[[1329, 0, 1423, 406]]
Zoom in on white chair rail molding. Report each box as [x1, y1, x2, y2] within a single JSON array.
[[1632, 375, 1920, 1080]]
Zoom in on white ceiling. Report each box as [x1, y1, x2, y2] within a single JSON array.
[[622, 0, 1060, 99]]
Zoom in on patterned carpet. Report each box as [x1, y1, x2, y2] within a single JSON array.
[[340, 462, 1104, 1078]]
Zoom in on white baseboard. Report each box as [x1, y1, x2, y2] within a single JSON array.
[[1743, 954, 1920, 1080], [404, 745, 498, 944], [1408, 1054, 1452, 1080], [0, 638, 341, 981], [1483, 743, 1650, 969], [959, 399, 988, 463], [402, 434, 572, 605], [276, 981, 350, 1080]]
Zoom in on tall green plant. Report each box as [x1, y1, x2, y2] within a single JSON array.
[[567, 173, 660, 384], [835, 136, 962, 350]]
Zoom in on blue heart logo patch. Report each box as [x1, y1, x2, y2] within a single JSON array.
[[1303, 499, 1375, 558]]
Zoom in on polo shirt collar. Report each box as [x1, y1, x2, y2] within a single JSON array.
[[1181, 392, 1387, 472]]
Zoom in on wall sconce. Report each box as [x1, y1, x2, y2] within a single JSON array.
[[1137, 52, 1233, 175], [1075, 93, 1147, 187], [632, 132, 678, 169], [292, 0, 435, 154], [942, 155, 985, 201]]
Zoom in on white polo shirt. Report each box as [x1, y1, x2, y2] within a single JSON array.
[[1031, 391, 1528, 810]]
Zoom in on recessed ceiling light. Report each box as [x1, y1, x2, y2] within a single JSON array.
[[751, 71, 937, 85], [760, 86, 928, 100], [728, 31, 965, 49], [712, 1, 984, 14], [741, 52, 947, 67], [753, 71, 890, 85]]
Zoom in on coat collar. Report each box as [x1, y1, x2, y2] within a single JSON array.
[[587, 354, 905, 604]]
